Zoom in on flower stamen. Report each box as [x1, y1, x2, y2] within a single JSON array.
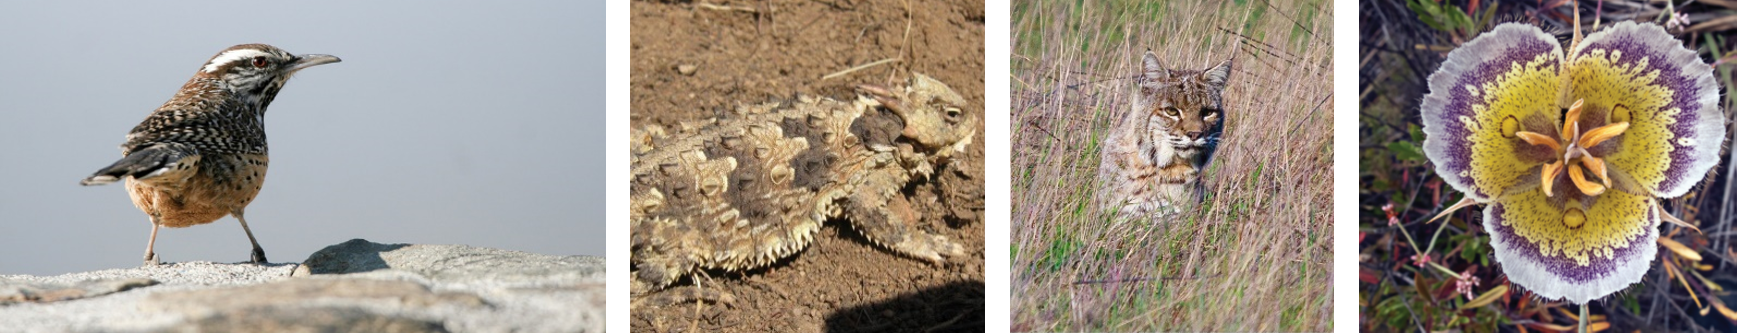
[[1541, 162, 1564, 197], [1561, 99, 1584, 141], [1580, 122, 1629, 148], [1568, 164, 1606, 195], [1519, 99, 1628, 198], [1516, 131, 1561, 151], [1581, 155, 1611, 189]]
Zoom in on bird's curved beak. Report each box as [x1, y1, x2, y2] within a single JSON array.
[[287, 54, 341, 73]]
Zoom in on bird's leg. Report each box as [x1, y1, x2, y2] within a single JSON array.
[[233, 210, 267, 263], [143, 222, 160, 266]]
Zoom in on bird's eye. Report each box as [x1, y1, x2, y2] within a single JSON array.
[[251, 57, 268, 68]]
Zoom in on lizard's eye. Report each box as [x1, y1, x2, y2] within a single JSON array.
[[252, 57, 269, 68], [944, 106, 962, 119]]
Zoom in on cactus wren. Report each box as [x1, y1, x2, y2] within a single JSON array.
[[79, 44, 339, 266]]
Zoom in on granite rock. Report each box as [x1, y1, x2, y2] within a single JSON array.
[[0, 239, 604, 333]]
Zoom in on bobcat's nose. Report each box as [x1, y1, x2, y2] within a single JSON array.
[[1185, 131, 1203, 140]]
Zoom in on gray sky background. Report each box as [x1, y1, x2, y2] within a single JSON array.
[[0, 1, 605, 275]]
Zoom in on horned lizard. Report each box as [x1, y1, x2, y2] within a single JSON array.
[[630, 74, 977, 303]]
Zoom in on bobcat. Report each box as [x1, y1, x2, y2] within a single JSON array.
[[1097, 50, 1231, 221]]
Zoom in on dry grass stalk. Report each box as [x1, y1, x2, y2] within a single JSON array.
[[1010, 0, 1332, 331]]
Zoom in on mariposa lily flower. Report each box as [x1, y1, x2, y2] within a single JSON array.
[[1420, 21, 1726, 304]]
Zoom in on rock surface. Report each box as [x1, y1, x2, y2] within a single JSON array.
[[0, 239, 604, 332]]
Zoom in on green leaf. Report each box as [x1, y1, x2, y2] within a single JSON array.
[[1477, 235, 1491, 266], [1447, 6, 1473, 32], [1460, 235, 1490, 263], [1388, 141, 1427, 162], [1477, 1, 1498, 32], [1460, 285, 1507, 310], [1406, 0, 1448, 32]]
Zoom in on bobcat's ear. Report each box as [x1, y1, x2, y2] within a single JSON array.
[[1141, 50, 1168, 82], [1201, 58, 1233, 88]]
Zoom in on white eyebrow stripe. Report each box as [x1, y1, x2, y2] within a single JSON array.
[[202, 49, 271, 73]]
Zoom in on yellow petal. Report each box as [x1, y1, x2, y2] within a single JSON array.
[[1580, 122, 1629, 148], [1568, 165, 1605, 196], [1489, 189, 1655, 303], [1515, 131, 1562, 151], [1567, 21, 1726, 198], [1421, 24, 1567, 201]]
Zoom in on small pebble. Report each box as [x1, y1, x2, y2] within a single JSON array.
[[677, 64, 697, 76]]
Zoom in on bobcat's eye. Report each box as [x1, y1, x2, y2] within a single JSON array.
[[1162, 107, 1180, 117]]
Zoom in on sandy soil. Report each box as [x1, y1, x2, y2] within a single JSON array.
[[629, 0, 985, 332]]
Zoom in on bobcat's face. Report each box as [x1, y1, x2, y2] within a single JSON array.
[[1134, 51, 1231, 160]]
